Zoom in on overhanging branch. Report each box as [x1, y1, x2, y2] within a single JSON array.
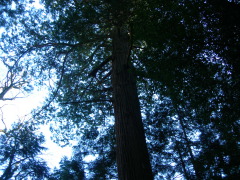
[[32, 48, 73, 118], [96, 70, 112, 85], [89, 56, 112, 77], [61, 99, 113, 104]]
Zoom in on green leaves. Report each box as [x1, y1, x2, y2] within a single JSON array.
[[0, 123, 49, 179], [49, 156, 85, 180], [1, 0, 240, 179]]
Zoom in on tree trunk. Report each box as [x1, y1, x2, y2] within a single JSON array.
[[111, 27, 153, 180], [177, 110, 203, 180], [175, 140, 190, 180]]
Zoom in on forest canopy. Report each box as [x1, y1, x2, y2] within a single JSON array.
[[0, 0, 240, 179]]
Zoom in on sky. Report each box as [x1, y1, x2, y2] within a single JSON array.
[[0, 60, 71, 170], [0, 80, 73, 169], [0, 0, 73, 170]]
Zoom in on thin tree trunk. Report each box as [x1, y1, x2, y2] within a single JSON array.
[[177, 110, 203, 180], [175, 140, 190, 180], [111, 27, 153, 180]]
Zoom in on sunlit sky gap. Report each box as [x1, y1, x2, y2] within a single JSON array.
[[0, 0, 74, 169]]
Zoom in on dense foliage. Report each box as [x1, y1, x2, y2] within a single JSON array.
[[0, 123, 49, 180], [1, 0, 240, 179]]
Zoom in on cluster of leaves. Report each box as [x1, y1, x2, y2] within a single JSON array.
[[0, 123, 49, 180], [49, 156, 85, 180]]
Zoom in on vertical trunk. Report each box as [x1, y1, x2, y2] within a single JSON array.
[[177, 111, 203, 180], [111, 27, 153, 180], [175, 141, 190, 180]]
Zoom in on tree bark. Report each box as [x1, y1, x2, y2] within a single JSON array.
[[111, 27, 153, 180]]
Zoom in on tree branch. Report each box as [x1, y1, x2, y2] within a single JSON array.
[[32, 48, 73, 118], [96, 70, 112, 85], [61, 99, 113, 105], [89, 56, 112, 77]]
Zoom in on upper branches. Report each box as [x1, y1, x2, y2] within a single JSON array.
[[0, 60, 29, 101]]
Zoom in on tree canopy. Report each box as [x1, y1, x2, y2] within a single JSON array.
[[0, 122, 49, 180], [1, 0, 240, 179]]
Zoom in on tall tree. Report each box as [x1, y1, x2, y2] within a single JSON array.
[[111, 25, 153, 180], [34, 0, 154, 179]]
